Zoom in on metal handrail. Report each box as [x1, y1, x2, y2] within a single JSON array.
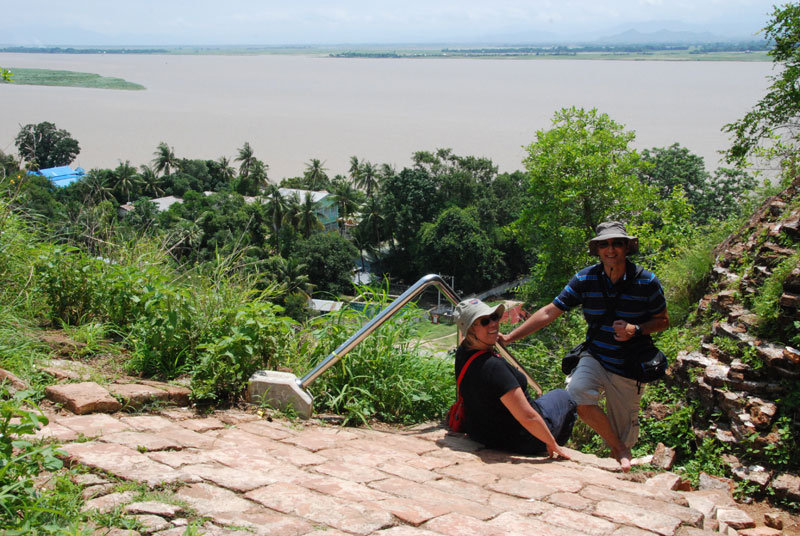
[[298, 273, 542, 396]]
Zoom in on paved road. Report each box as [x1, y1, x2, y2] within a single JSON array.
[[34, 407, 752, 535]]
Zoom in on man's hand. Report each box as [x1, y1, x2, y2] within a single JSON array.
[[612, 320, 635, 341]]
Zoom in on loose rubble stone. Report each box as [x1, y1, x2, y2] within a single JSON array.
[[732, 465, 771, 488], [763, 511, 783, 529], [771, 472, 800, 501], [0, 368, 28, 392], [716, 507, 755, 530], [651, 443, 676, 470], [737, 528, 783, 536], [45, 382, 122, 414], [698, 473, 734, 492]]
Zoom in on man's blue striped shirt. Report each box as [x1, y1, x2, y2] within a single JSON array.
[[553, 261, 666, 376]]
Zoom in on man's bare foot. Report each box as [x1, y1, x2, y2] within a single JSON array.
[[612, 446, 632, 473]]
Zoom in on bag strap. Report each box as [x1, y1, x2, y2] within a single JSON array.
[[456, 350, 489, 390], [599, 262, 644, 321]]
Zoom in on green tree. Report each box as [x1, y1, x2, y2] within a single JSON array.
[[293, 232, 358, 296], [81, 169, 114, 205], [357, 194, 386, 247], [330, 177, 364, 233], [138, 164, 164, 198], [639, 144, 755, 224], [1, 67, 12, 82], [349, 156, 362, 183], [0, 149, 20, 179], [356, 161, 380, 196], [298, 192, 324, 238], [112, 160, 140, 203], [517, 106, 649, 301], [236, 142, 256, 179], [152, 142, 178, 176], [418, 206, 505, 294], [304, 158, 330, 190], [724, 3, 800, 165], [14, 122, 80, 169], [216, 156, 236, 185]]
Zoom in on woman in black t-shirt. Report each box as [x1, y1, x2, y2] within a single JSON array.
[[454, 298, 576, 458]]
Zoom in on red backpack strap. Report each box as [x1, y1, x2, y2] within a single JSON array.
[[456, 350, 489, 389]]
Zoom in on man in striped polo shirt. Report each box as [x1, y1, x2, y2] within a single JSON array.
[[501, 221, 669, 472]]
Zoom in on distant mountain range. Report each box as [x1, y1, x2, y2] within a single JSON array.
[[0, 20, 765, 48]]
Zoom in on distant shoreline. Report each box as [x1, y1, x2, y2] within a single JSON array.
[[0, 44, 771, 62]]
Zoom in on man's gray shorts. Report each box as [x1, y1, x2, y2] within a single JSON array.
[[566, 351, 643, 449]]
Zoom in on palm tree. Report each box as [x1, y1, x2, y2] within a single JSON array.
[[348, 156, 362, 183], [266, 188, 288, 247], [380, 163, 396, 181], [114, 160, 140, 203], [331, 178, 364, 234], [236, 142, 256, 179], [217, 156, 236, 184], [356, 161, 379, 196], [249, 159, 270, 193], [138, 164, 164, 198], [282, 192, 302, 232], [304, 158, 329, 191], [298, 192, 323, 238], [152, 142, 177, 176], [82, 170, 113, 204], [274, 256, 313, 296], [358, 195, 385, 246]]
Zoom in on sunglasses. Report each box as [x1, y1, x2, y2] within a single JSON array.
[[596, 239, 627, 249], [478, 312, 501, 326]]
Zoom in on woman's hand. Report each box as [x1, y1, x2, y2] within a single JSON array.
[[547, 443, 571, 460], [500, 387, 569, 461]]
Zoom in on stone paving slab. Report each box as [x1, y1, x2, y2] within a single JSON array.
[[32, 410, 772, 535]]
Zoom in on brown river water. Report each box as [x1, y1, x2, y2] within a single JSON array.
[[0, 53, 775, 180]]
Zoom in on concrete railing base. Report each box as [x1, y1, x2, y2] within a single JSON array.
[[247, 370, 313, 419]]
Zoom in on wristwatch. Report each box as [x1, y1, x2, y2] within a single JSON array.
[[634, 324, 642, 337]]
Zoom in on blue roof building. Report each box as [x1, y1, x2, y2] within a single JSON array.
[[28, 166, 86, 187]]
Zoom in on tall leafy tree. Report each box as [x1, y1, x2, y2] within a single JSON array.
[[725, 3, 800, 165], [298, 192, 324, 238], [236, 142, 256, 179], [81, 169, 114, 205], [356, 161, 380, 196], [357, 195, 386, 247], [14, 122, 80, 169], [418, 206, 505, 295], [304, 158, 329, 190], [639, 143, 755, 224], [330, 177, 364, 233], [217, 156, 236, 185], [348, 156, 362, 183], [293, 232, 358, 296], [152, 142, 178, 176], [138, 164, 164, 198], [517, 106, 649, 301], [266, 187, 288, 246], [113, 160, 140, 203]]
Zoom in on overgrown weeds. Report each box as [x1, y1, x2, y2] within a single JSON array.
[[309, 283, 453, 425]]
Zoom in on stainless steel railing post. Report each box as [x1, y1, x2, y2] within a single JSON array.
[[298, 274, 541, 396]]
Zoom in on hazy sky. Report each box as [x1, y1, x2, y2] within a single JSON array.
[[5, 0, 778, 46]]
